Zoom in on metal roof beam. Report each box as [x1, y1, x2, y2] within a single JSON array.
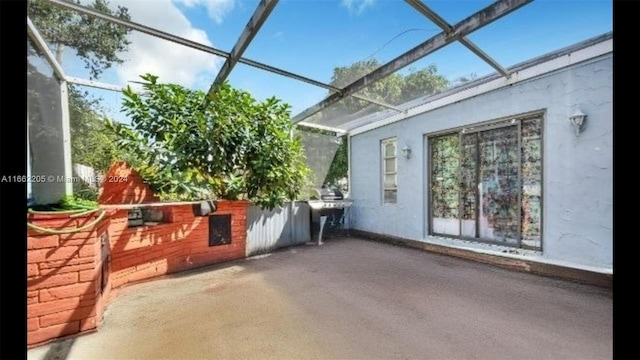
[[44, 0, 229, 57], [206, 0, 278, 98], [296, 122, 348, 134], [41, 0, 397, 113], [291, 0, 531, 123], [38, 1, 310, 88], [458, 38, 510, 77], [404, 0, 510, 78], [66, 76, 124, 91], [351, 95, 404, 112], [27, 17, 66, 81]]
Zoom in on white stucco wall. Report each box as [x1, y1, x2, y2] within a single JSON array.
[[349, 54, 612, 270]]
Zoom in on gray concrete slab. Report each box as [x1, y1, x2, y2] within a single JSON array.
[[28, 237, 612, 360]]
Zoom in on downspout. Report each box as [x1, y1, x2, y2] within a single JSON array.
[[289, 128, 295, 243]]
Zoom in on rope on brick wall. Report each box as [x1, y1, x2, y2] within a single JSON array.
[[27, 209, 107, 234]]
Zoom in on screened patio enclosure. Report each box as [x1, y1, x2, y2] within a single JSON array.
[[26, 0, 611, 206]]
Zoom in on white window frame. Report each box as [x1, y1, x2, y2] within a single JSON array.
[[381, 137, 397, 204]]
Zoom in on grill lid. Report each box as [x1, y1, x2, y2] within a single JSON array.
[[310, 186, 344, 200]]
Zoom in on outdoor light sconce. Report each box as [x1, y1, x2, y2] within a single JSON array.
[[402, 145, 412, 159], [569, 108, 587, 137]]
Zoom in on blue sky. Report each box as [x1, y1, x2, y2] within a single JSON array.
[[47, 0, 612, 123]]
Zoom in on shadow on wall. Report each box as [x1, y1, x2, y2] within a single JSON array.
[[28, 162, 248, 348], [247, 205, 288, 256], [98, 162, 159, 205], [109, 207, 208, 287], [27, 212, 110, 346], [245, 202, 311, 257]]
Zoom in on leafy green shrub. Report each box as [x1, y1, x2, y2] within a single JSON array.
[[107, 74, 309, 210]]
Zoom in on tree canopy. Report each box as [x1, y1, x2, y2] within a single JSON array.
[[28, 0, 134, 200], [108, 74, 310, 209], [28, 0, 132, 79], [317, 59, 450, 189]]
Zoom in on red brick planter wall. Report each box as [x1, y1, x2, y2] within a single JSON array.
[[27, 162, 249, 347], [108, 201, 248, 289], [27, 211, 110, 346], [98, 162, 159, 204]]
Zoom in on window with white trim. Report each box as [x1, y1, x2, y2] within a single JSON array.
[[382, 137, 397, 204]]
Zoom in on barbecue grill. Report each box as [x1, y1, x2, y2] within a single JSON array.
[[307, 186, 353, 245]]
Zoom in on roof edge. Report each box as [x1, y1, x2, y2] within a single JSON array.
[[347, 32, 613, 136]]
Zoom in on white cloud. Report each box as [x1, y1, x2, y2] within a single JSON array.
[[273, 31, 284, 38], [341, 0, 375, 16], [174, 0, 236, 24], [108, 0, 222, 89]]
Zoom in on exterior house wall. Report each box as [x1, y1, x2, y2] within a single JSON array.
[[349, 55, 612, 270]]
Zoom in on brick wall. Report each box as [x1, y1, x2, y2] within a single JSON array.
[[98, 162, 159, 204], [27, 162, 249, 347], [108, 201, 248, 289], [27, 211, 110, 346]]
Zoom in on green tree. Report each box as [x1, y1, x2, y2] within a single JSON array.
[[28, 0, 132, 79], [313, 59, 450, 189], [402, 64, 449, 101], [108, 74, 310, 210], [68, 87, 134, 171], [456, 72, 479, 85], [28, 0, 134, 199]]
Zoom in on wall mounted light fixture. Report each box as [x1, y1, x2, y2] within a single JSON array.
[[402, 145, 411, 159], [569, 108, 587, 137]]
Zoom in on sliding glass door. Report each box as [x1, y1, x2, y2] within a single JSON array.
[[476, 125, 520, 244], [429, 115, 543, 250], [430, 134, 460, 236]]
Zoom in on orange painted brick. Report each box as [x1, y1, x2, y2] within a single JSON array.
[[111, 277, 127, 288], [28, 246, 79, 264], [79, 269, 97, 282], [39, 262, 95, 277], [39, 305, 96, 327], [58, 238, 98, 247], [79, 298, 96, 309], [135, 258, 164, 271], [109, 220, 128, 228], [28, 321, 80, 345], [122, 237, 154, 251], [38, 256, 93, 269], [80, 316, 97, 331], [28, 317, 40, 332], [154, 262, 169, 274], [28, 264, 39, 278], [162, 248, 185, 259], [78, 245, 96, 259], [127, 266, 161, 283], [28, 297, 80, 318], [39, 282, 96, 302], [28, 291, 39, 305], [28, 217, 78, 229], [28, 272, 78, 291], [142, 250, 164, 262], [27, 235, 60, 250], [59, 230, 97, 242], [112, 254, 145, 269]]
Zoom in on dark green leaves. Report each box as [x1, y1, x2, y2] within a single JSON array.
[[28, 0, 132, 79], [114, 75, 309, 210]]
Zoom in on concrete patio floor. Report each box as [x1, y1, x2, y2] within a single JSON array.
[[28, 236, 612, 360]]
